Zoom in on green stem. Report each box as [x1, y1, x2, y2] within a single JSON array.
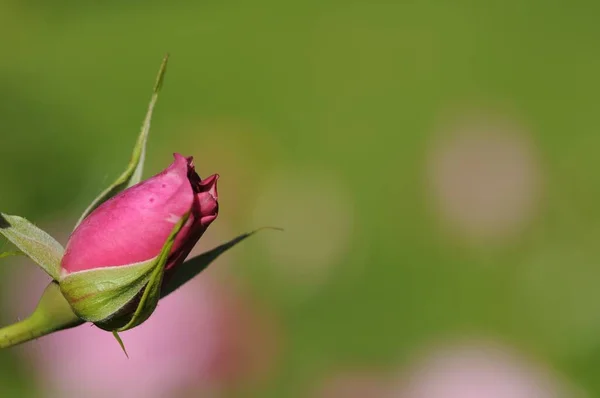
[[0, 314, 50, 348], [0, 281, 84, 349]]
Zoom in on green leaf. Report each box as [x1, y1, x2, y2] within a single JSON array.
[[115, 212, 190, 332], [74, 54, 170, 229], [0, 250, 24, 259], [0, 213, 64, 280], [161, 227, 282, 299]]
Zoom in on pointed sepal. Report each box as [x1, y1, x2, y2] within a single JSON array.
[[74, 54, 169, 228], [59, 256, 158, 323], [161, 227, 283, 298], [112, 331, 129, 358], [113, 212, 190, 332], [0, 213, 64, 280]]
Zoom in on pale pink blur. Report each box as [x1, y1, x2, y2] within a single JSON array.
[[310, 341, 584, 398], [396, 341, 583, 398], [426, 110, 542, 245], [8, 266, 280, 398], [312, 370, 391, 398]]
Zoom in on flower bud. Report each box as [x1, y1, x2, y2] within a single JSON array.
[[59, 153, 218, 328]]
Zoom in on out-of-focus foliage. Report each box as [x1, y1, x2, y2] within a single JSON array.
[[1, 0, 600, 397]]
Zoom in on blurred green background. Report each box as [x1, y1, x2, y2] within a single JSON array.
[[1, 0, 600, 397]]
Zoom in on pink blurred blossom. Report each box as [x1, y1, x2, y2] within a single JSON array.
[[312, 370, 392, 398], [8, 264, 280, 398], [395, 341, 583, 398], [426, 110, 542, 244]]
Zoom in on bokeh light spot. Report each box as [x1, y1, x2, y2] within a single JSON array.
[[426, 111, 543, 244], [396, 340, 584, 398]]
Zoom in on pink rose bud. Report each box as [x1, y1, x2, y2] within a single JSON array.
[[62, 153, 218, 274], [59, 153, 219, 327]]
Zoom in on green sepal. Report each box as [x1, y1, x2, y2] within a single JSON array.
[[59, 212, 189, 327], [113, 212, 190, 332], [112, 331, 129, 358], [59, 257, 156, 323], [74, 54, 170, 229], [0, 213, 64, 280], [161, 227, 283, 299]]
